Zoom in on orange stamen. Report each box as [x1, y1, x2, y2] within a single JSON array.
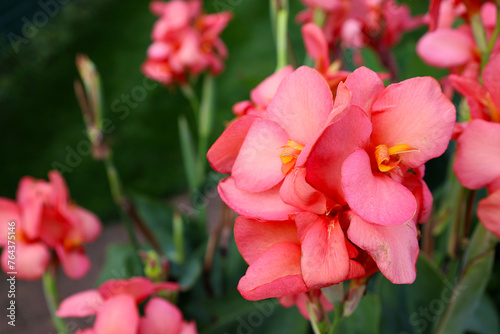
[[375, 144, 419, 172], [280, 140, 304, 174]]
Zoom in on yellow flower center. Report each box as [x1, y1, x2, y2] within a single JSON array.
[[280, 140, 304, 174], [374, 144, 419, 172]]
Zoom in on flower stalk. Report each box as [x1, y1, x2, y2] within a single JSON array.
[[43, 267, 68, 334]]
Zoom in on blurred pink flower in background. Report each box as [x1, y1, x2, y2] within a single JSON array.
[[452, 53, 500, 239], [297, 0, 422, 64], [56, 277, 194, 334], [417, 2, 499, 79], [0, 171, 101, 280], [141, 0, 232, 85]]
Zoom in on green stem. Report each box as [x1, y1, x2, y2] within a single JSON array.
[[198, 74, 215, 178], [276, 8, 289, 70], [43, 269, 68, 334], [181, 84, 200, 119], [104, 156, 143, 272], [470, 12, 490, 72], [306, 302, 324, 334], [328, 303, 344, 334]]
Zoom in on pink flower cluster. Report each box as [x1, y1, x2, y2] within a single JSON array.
[[0, 171, 101, 280], [142, 0, 232, 85], [417, 0, 499, 79], [208, 66, 456, 300], [56, 277, 196, 334], [297, 0, 422, 63], [451, 53, 500, 237]]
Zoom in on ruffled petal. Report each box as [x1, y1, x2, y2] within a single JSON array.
[[417, 29, 474, 68], [295, 213, 350, 288], [371, 77, 456, 168], [348, 213, 418, 284], [138, 298, 183, 334], [280, 168, 326, 214], [454, 120, 500, 189], [342, 149, 417, 225], [267, 66, 333, 145], [344, 67, 386, 116], [237, 242, 308, 300], [232, 119, 288, 192], [477, 190, 500, 238], [98, 277, 155, 303], [250, 66, 293, 107], [1, 242, 49, 280], [234, 216, 299, 265], [218, 178, 302, 221], [56, 290, 104, 318], [307, 106, 372, 204], [94, 295, 139, 334]]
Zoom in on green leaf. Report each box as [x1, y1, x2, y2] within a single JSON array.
[[378, 255, 448, 334], [97, 243, 140, 285], [433, 224, 496, 334], [465, 294, 500, 334], [178, 115, 202, 192], [337, 293, 381, 334]]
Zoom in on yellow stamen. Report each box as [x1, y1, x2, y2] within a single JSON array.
[[280, 140, 304, 174], [375, 144, 419, 172]]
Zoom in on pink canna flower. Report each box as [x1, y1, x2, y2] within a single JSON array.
[[56, 277, 193, 334], [417, 2, 498, 78], [297, 0, 422, 65], [0, 171, 101, 280], [142, 0, 232, 86]]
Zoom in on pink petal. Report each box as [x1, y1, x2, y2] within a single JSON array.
[[417, 29, 474, 68], [302, 23, 329, 73], [218, 177, 302, 220], [181, 322, 198, 334], [207, 115, 256, 174], [98, 277, 155, 303], [48, 170, 70, 206], [1, 242, 49, 280], [371, 77, 456, 168], [56, 290, 104, 318], [449, 74, 490, 120], [267, 66, 333, 145], [295, 213, 350, 288], [0, 198, 20, 246], [342, 149, 417, 225], [482, 53, 500, 111], [56, 245, 91, 279], [477, 190, 500, 238], [232, 119, 288, 192], [147, 42, 172, 60], [94, 295, 139, 334], [19, 196, 42, 240], [154, 282, 181, 293], [454, 120, 500, 189], [307, 106, 372, 205], [234, 216, 299, 265], [76, 329, 95, 334], [138, 298, 183, 334], [237, 242, 308, 300], [348, 213, 419, 284], [280, 168, 326, 214], [71, 206, 102, 242], [250, 66, 294, 107], [344, 67, 386, 116]]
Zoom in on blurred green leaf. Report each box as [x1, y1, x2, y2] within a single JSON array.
[[433, 224, 496, 334], [378, 255, 448, 334], [465, 294, 500, 334], [337, 293, 381, 334], [97, 243, 140, 285]]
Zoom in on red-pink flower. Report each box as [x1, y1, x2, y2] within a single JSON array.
[[142, 0, 232, 85], [297, 0, 422, 62], [417, 2, 498, 78], [209, 65, 455, 301], [56, 277, 194, 334], [0, 171, 101, 280]]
